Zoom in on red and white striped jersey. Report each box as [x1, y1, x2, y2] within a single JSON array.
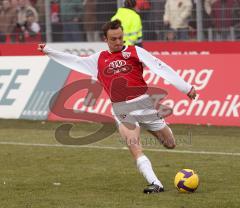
[[44, 45, 192, 102]]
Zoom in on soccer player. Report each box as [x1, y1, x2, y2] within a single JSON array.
[[38, 19, 196, 194]]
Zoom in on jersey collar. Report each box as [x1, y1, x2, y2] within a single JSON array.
[[108, 45, 128, 54]]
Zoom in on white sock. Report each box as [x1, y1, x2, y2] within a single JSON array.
[[136, 155, 163, 188]]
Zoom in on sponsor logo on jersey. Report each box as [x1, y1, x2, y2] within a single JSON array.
[[109, 60, 126, 68], [122, 51, 131, 59], [104, 60, 132, 75]]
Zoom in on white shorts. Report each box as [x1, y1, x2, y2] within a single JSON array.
[[112, 95, 166, 131]]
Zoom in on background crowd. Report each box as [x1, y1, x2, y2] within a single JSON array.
[[0, 0, 239, 43]]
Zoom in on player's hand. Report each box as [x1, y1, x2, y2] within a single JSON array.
[[187, 86, 197, 100], [37, 43, 46, 53]]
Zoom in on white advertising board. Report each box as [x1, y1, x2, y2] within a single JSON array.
[[0, 56, 49, 118]]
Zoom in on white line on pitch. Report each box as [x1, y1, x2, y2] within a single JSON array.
[[0, 141, 240, 156]]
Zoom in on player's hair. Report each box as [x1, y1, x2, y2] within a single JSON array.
[[124, 0, 136, 8], [102, 19, 123, 37]]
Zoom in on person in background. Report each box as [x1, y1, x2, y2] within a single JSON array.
[[19, 9, 41, 42], [0, 0, 18, 42], [234, 0, 240, 39], [165, 29, 176, 41], [111, 0, 143, 46], [135, 0, 153, 40], [149, 0, 167, 40], [35, 0, 46, 30], [83, 0, 100, 41], [17, 0, 39, 26], [50, 0, 62, 42], [187, 0, 212, 41], [15, 0, 39, 42], [36, 0, 45, 17], [60, 0, 85, 42], [163, 0, 193, 41], [29, 0, 37, 5], [95, 0, 117, 41], [10, 0, 19, 9], [207, 0, 239, 40]]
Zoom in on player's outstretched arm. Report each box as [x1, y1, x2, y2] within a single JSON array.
[[37, 43, 99, 78], [135, 46, 195, 97]]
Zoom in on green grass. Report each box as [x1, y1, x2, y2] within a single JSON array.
[[0, 119, 240, 208]]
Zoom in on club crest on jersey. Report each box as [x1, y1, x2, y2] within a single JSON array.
[[122, 51, 131, 59]]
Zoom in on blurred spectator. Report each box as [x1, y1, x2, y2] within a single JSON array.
[[17, 0, 39, 25], [165, 29, 176, 41], [204, 0, 215, 15], [188, 0, 212, 41], [136, 0, 151, 9], [33, 1, 46, 41], [29, 0, 37, 5], [51, 0, 60, 23], [35, 0, 45, 24], [208, 0, 240, 40], [18, 9, 41, 42], [235, 0, 240, 39], [83, 0, 100, 41], [0, 0, 18, 42], [163, 0, 193, 40], [96, 0, 117, 40], [135, 0, 153, 40], [14, 0, 39, 42], [202, 0, 214, 39], [10, 0, 19, 8], [50, 0, 62, 42], [149, 0, 166, 40], [60, 0, 85, 42], [111, 0, 143, 46]]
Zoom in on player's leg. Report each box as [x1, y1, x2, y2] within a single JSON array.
[[118, 123, 142, 160], [140, 113, 176, 149], [118, 123, 164, 193], [148, 125, 176, 149]]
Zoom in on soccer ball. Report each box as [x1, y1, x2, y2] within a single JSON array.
[[174, 169, 199, 193]]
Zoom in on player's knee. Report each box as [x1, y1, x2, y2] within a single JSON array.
[[165, 142, 176, 149], [163, 138, 176, 149]]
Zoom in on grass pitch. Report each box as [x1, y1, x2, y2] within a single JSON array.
[[0, 119, 240, 208]]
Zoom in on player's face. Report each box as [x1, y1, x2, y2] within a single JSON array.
[[105, 27, 124, 52]]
